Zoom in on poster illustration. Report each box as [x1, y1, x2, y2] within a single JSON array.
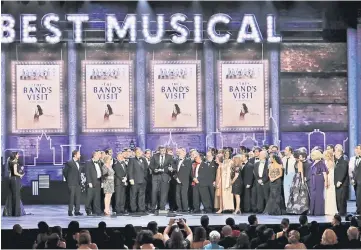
[[150, 61, 202, 132], [12, 61, 64, 133], [82, 61, 133, 133], [218, 61, 269, 131]]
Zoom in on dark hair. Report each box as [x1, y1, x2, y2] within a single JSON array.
[[226, 217, 236, 227], [139, 230, 154, 245], [107, 104, 113, 115], [239, 146, 247, 153], [124, 224, 137, 240], [281, 218, 290, 228], [9, 151, 19, 161], [78, 232, 91, 245], [286, 146, 293, 153], [333, 214, 342, 223], [46, 234, 60, 249], [147, 221, 158, 234], [241, 152, 249, 160], [234, 232, 250, 249], [37, 105, 43, 116], [248, 215, 258, 225], [271, 145, 279, 150], [169, 228, 186, 249], [256, 225, 267, 237], [194, 227, 207, 242], [201, 215, 209, 227], [38, 221, 49, 234], [263, 228, 274, 240], [253, 147, 261, 153], [216, 154, 224, 163], [309, 221, 319, 234], [67, 221, 79, 235], [111, 230, 126, 248], [174, 104, 181, 114], [242, 103, 249, 114], [299, 215, 308, 226], [105, 149, 112, 155], [262, 145, 269, 150], [72, 150, 79, 158], [270, 153, 282, 165], [98, 221, 106, 230], [238, 223, 248, 232]]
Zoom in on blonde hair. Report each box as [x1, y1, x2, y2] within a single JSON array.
[[232, 154, 242, 167], [103, 155, 112, 164], [311, 150, 323, 161], [323, 150, 334, 162], [321, 229, 338, 245], [288, 230, 300, 244]]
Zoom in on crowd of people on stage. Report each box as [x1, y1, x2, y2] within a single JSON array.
[[61, 143, 361, 217], [4, 214, 361, 249]]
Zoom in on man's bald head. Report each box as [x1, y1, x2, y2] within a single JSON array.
[[222, 225, 232, 237]]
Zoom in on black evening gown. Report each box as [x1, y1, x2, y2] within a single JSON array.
[[263, 168, 285, 215], [2, 161, 25, 217]]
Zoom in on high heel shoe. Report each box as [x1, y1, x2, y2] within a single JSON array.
[[216, 210, 223, 214], [104, 211, 110, 216]]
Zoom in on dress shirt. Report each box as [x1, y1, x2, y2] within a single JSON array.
[[195, 162, 200, 178], [177, 159, 184, 172], [93, 161, 101, 178], [258, 161, 265, 178], [160, 155, 164, 166], [356, 156, 361, 166], [73, 159, 80, 170]]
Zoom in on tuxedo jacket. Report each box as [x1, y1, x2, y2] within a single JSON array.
[[149, 153, 173, 182], [173, 158, 192, 185], [249, 157, 260, 165], [242, 161, 255, 187], [253, 160, 269, 184], [349, 157, 361, 185], [113, 160, 128, 186], [193, 161, 216, 186], [84, 160, 102, 187], [63, 159, 83, 186], [334, 157, 349, 187], [127, 157, 148, 184]]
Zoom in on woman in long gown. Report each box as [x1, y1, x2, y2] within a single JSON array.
[[231, 155, 243, 215], [308, 149, 328, 216], [264, 153, 285, 215], [2, 152, 24, 217], [215, 150, 234, 213], [286, 150, 309, 214], [324, 151, 338, 215]]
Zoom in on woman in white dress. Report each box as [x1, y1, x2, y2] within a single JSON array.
[[323, 151, 338, 215]]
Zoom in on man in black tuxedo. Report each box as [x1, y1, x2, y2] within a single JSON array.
[[63, 149, 83, 216], [253, 150, 269, 213], [204, 151, 218, 210], [249, 147, 261, 165], [113, 152, 128, 215], [241, 153, 255, 213], [144, 149, 152, 211], [192, 152, 213, 213], [149, 146, 173, 211], [173, 148, 192, 212], [334, 148, 349, 215], [128, 147, 148, 214], [351, 144, 361, 214], [84, 150, 102, 216]]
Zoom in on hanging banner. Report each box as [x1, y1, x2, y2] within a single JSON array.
[[218, 60, 269, 131], [12, 61, 64, 133], [82, 61, 133, 133], [150, 61, 202, 132]]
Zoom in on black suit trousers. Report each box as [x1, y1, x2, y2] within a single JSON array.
[[336, 186, 348, 215], [199, 185, 213, 212], [115, 185, 126, 213], [356, 184, 361, 214], [151, 177, 169, 210], [193, 184, 212, 212], [85, 184, 101, 214], [68, 185, 81, 213], [176, 183, 189, 211], [243, 186, 253, 212], [130, 183, 146, 212], [255, 182, 270, 213]]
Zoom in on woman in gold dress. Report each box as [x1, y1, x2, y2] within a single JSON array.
[[215, 150, 235, 213]]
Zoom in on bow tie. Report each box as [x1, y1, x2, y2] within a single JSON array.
[[255, 158, 259, 160], [356, 156, 360, 159]]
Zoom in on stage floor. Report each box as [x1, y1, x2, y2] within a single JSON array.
[[1, 202, 356, 230]]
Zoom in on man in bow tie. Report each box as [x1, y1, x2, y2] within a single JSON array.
[[84, 150, 103, 216], [173, 148, 192, 212], [113, 152, 128, 215], [334, 148, 349, 215], [349, 144, 361, 214], [149, 146, 173, 212], [128, 147, 148, 214], [63, 149, 83, 216]]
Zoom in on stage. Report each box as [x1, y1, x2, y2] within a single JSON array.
[[1, 202, 356, 230]]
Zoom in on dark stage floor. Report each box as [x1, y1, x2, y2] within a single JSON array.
[[1, 202, 357, 230]]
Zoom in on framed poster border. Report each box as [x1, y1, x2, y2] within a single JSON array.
[[11, 60, 64, 134], [150, 60, 202, 133], [217, 60, 269, 132], [81, 60, 134, 133]]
